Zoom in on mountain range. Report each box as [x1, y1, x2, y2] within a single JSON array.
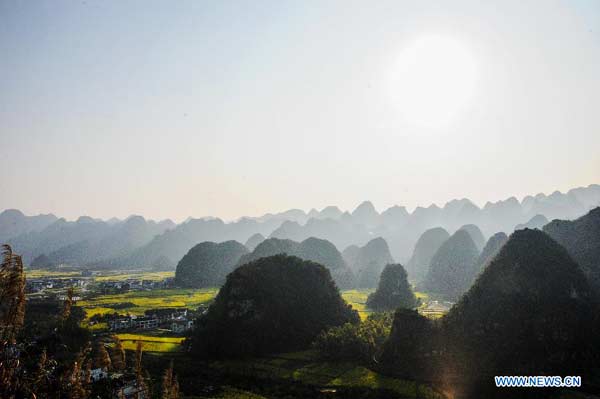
[[2, 183, 599, 270]]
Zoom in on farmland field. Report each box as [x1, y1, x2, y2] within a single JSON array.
[[78, 288, 218, 318], [79, 288, 441, 322], [25, 269, 82, 279], [93, 271, 175, 281], [115, 333, 185, 352], [341, 289, 373, 320], [209, 351, 442, 399]]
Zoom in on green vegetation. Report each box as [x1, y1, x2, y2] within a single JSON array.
[[544, 207, 600, 291], [174, 241, 248, 288], [443, 229, 599, 379], [366, 264, 418, 311], [192, 255, 359, 358], [472, 231, 508, 276], [313, 313, 393, 362], [357, 238, 395, 289], [422, 230, 480, 301], [237, 238, 355, 289], [207, 350, 441, 398]]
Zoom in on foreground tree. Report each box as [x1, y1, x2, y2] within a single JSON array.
[[161, 360, 179, 399], [0, 244, 26, 342], [0, 244, 26, 397], [135, 341, 149, 399], [94, 340, 111, 370], [111, 335, 126, 370], [313, 312, 393, 363], [366, 264, 418, 311]]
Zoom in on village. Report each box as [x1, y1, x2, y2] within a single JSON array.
[[24, 270, 205, 337]]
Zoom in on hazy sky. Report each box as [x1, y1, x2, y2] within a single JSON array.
[[2, 0, 600, 222]]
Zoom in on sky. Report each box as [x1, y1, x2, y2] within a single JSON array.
[[1, 0, 600, 222]]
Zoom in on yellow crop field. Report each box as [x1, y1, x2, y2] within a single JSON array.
[[114, 333, 185, 352], [78, 288, 218, 317], [341, 289, 374, 320], [93, 271, 175, 282], [25, 269, 81, 279], [84, 306, 116, 318]]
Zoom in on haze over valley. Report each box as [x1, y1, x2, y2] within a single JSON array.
[[3, 183, 599, 275]]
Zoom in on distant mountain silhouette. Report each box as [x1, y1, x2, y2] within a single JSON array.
[[405, 227, 450, 283], [270, 217, 370, 252], [342, 237, 394, 288], [351, 201, 380, 227], [237, 238, 299, 266], [472, 232, 508, 277], [457, 224, 486, 251], [3, 183, 599, 271], [442, 229, 598, 386], [514, 214, 548, 230], [237, 237, 355, 289], [0, 209, 57, 243], [244, 233, 265, 251], [295, 237, 347, 271], [102, 217, 282, 269], [13, 216, 174, 268], [174, 241, 248, 288], [423, 230, 480, 301], [191, 254, 359, 358], [317, 206, 343, 220], [544, 207, 600, 291]]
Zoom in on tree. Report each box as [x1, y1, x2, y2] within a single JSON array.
[[94, 341, 111, 370], [313, 312, 393, 363], [62, 286, 75, 322], [0, 244, 26, 397], [0, 244, 26, 342], [135, 341, 149, 399], [111, 335, 126, 370], [366, 264, 417, 311], [161, 360, 179, 399], [63, 342, 92, 399]]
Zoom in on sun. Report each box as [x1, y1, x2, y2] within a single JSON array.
[[390, 35, 479, 129]]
